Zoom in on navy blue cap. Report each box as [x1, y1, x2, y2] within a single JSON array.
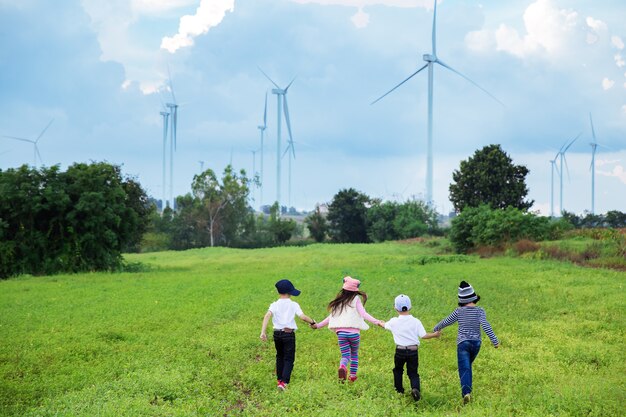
[[275, 279, 301, 296]]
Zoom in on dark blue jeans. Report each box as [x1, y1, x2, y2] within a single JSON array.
[[273, 330, 296, 384], [457, 340, 481, 397]]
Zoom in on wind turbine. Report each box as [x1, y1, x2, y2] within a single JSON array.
[[159, 110, 170, 211], [199, 160, 205, 172], [588, 113, 607, 215], [2, 119, 54, 167], [371, 0, 503, 204], [556, 133, 580, 215], [257, 92, 268, 207], [258, 67, 296, 210], [165, 67, 179, 210]]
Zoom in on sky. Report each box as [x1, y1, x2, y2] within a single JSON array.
[[0, 0, 625, 215]]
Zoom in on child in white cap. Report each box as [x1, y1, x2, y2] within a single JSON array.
[[260, 279, 317, 391], [381, 294, 440, 401], [433, 281, 499, 403]]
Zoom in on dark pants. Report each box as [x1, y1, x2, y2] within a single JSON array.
[[457, 340, 481, 397], [273, 330, 296, 384], [393, 348, 420, 393]]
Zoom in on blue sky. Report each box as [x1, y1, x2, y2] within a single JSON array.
[[0, 0, 625, 214]]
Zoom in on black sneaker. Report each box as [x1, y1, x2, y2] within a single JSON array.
[[411, 388, 421, 401]]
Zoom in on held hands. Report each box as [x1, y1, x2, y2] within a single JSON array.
[[434, 330, 442, 338], [377, 321, 386, 328], [309, 321, 318, 329]]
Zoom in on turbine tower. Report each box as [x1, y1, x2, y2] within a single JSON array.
[[2, 119, 54, 167], [556, 133, 580, 215], [257, 92, 268, 208], [371, 0, 503, 204], [160, 110, 170, 211], [165, 67, 180, 211], [549, 158, 559, 218], [258, 67, 295, 210], [199, 160, 205, 172]]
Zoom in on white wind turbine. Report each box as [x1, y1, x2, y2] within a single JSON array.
[[258, 67, 296, 210], [257, 92, 268, 208], [159, 110, 170, 211], [372, 0, 503, 204], [556, 133, 580, 215], [165, 68, 180, 210], [588, 113, 607, 215], [199, 160, 205, 172], [3, 119, 54, 167]]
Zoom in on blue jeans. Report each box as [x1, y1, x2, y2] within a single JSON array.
[[457, 340, 481, 397]]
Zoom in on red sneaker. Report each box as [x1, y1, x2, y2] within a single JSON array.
[[348, 375, 357, 383], [277, 381, 286, 391], [338, 366, 347, 382]]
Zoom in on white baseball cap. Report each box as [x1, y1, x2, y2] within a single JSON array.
[[394, 294, 412, 312]]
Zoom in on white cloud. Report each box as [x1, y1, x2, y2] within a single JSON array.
[[121, 79, 132, 90], [350, 7, 370, 28], [585, 16, 607, 34], [161, 0, 235, 53], [290, 0, 434, 8], [465, 29, 494, 53], [596, 159, 620, 167], [602, 78, 615, 90], [611, 35, 624, 50], [615, 53, 625, 68], [598, 165, 626, 184], [131, 0, 196, 14], [494, 0, 578, 59]]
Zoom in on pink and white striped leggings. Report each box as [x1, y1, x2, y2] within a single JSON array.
[[337, 331, 360, 376]]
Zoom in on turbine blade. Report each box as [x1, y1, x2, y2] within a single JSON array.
[[436, 60, 505, 107], [282, 146, 290, 159], [589, 113, 596, 141], [36, 119, 54, 143], [283, 96, 294, 147], [167, 64, 177, 103], [563, 132, 581, 153], [564, 156, 571, 181], [432, 0, 437, 55], [370, 63, 428, 105], [285, 76, 296, 92], [35, 145, 43, 166], [258, 66, 280, 89], [2, 136, 33, 144], [263, 91, 268, 127]]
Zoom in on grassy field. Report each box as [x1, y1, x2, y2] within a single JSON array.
[[1, 242, 624, 416]]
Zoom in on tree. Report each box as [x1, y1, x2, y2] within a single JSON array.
[[327, 188, 370, 243], [191, 165, 251, 247], [449, 144, 533, 212], [305, 205, 328, 242], [0, 162, 150, 278], [268, 203, 296, 244]]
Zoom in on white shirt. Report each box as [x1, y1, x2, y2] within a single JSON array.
[[384, 314, 427, 346], [269, 298, 303, 330]]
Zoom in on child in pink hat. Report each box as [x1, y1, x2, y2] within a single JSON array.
[[313, 276, 383, 382]]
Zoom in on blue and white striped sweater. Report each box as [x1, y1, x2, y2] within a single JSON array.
[[433, 306, 499, 346]]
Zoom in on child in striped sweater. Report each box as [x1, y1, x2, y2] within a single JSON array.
[[433, 281, 499, 403], [313, 276, 383, 382]]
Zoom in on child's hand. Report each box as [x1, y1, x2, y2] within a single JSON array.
[[260, 332, 267, 342], [378, 321, 386, 328], [434, 330, 441, 338], [310, 322, 317, 329]]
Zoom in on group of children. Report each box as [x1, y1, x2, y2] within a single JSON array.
[[260, 276, 499, 404]]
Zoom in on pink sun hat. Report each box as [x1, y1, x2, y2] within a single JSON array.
[[342, 276, 361, 292]]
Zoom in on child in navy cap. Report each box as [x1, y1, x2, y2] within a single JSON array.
[[260, 279, 316, 391]]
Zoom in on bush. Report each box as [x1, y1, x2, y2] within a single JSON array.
[[450, 205, 569, 253]]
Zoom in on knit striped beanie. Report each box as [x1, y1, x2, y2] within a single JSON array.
[[458, 281, 478, 304]]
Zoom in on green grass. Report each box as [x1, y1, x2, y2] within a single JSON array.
[[1, 242, 624, 416]]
